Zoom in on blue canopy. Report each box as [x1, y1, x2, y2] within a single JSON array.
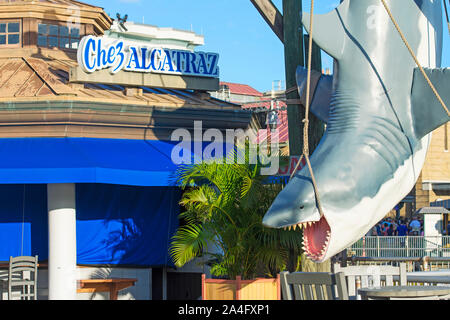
[[0, 138, 281, 266], [0, 184, 181, 267], [0, 138, 202, 186]]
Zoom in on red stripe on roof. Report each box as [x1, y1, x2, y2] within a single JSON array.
[[220, 82, 263, 97]]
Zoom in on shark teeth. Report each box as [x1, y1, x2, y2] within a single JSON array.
[[302, 216, 332, 262], [281, 221, 318, 231]]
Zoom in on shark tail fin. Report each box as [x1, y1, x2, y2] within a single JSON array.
[[301, 0, 349, 60], [296, 66, 333, 123], [411, 68, 450, 139]]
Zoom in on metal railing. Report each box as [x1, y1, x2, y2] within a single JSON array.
[[347, 236, 450, 258], [343, 256, 450, 274]]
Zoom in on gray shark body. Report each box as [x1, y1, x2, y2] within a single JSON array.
[[263, 0, 450, 262]]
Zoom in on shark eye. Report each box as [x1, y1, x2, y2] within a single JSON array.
[[300, 205, 305, 210]]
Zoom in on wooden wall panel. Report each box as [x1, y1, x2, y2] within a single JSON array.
[[240, 280, 278, 300], [206, 283, 236, 300], [202, 275, 280, 300]]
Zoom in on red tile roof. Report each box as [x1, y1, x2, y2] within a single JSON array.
[[243, 101, 289, 143], [220, 82, 263, 97]]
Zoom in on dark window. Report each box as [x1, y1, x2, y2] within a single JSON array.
[[37, 23, 81, 49], [59, 26, 69, 37], [48, 36, 58, 48], [8, 34, 19, 44], [37, 35, 46, 47], [8, 23, 20, 33], [49, 25, 58, 36], [0, 21, 21, 46]]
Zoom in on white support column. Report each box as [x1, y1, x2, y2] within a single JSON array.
[[47, 183, 77, 300]]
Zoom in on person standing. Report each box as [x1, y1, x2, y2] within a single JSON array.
[[371, 225, 378, 236], [376, 222, 382, 236], [409, 216, 421, 236], [396, 220, 408, 254], [386, 223, 394, 236], [396, 220, 408, 236]]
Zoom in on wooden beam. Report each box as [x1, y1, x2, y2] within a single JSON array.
[[304, 34, 325, 151], [250, 0, 284, 43], [283, 0, 304, 156]]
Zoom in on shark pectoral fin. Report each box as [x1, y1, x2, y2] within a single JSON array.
[[301, 0, 349, 60], [411, 68, 450, 139], [296, 66, 332, 123], [311, 73, 333, 123]]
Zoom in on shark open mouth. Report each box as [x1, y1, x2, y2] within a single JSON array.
[[282, 216, 331, 261]]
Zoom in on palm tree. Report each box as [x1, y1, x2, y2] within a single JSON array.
[[169, 150, 304, 280]]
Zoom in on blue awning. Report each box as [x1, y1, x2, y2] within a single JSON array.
[[0, 183, 181, 266], [0, 138, 199, 186]]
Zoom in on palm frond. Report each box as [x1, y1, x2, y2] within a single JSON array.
[[170, 144, 296, 278], [169, 223, 211, 267]]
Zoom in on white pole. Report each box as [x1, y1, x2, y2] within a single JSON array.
[[47, 183, 77, 300]]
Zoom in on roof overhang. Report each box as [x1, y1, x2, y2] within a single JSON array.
[[0, 99, 251, 141], [422, 180, 450, 191], [416, 206, 450, 215]]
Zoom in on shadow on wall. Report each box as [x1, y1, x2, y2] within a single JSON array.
[[75, 184, 181, 267]]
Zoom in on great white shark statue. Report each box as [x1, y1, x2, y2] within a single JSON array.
[[262, 0, 450, 263]]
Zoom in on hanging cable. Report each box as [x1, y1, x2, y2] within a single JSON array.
[[380, 0, 449, 116], [444, 0, 450, 35]]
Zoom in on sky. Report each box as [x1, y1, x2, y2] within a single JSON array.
[[92, 0, 449, 93]]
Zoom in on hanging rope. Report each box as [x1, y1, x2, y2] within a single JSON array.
[[380, 0, 449, 116], [289, 0, 325, 218], [445, 0, 450, 35]]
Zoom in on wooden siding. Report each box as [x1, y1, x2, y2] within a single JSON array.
[[415, 124, 450, 209], [422, 124, 450, 183], [240, 278, 280, 300], [202, 274, 280, 300]]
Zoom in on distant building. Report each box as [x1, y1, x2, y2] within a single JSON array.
[[211, 82, 263, 104], [211, 81, 289, 147], [106, 20, 205, 51]]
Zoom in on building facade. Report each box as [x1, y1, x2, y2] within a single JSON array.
[[412, 123, 450, 212], [0, 0, 251, 300]]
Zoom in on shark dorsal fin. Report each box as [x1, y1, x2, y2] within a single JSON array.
[[411, 68, 450, 139]]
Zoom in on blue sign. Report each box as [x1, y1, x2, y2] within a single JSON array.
[[77, 35, 219, 78]]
